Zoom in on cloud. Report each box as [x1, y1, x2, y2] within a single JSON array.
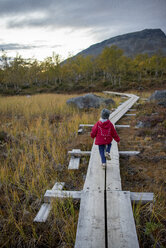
[[0, 0, 166, 48], [0, 0, 53, 15], [0, 43, 41, 50], [1, 0, 165, 32], [0, 42, 62, 52]]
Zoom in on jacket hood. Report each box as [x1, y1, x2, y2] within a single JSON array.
[[98, 120, 111, 129]]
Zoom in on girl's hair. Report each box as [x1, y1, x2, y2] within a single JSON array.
[[101, 108, 110, 119]]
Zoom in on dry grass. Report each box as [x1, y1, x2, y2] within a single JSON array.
[[1, 91, 165, 247], [118, 96, 166, 248], [0, 92, 118, 248]]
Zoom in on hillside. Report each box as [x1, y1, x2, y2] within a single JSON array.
[[0, 28, 166, 96], [77, 29, 166, 57]]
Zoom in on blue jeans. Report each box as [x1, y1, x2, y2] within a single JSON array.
[[98, 143, 112, 163]]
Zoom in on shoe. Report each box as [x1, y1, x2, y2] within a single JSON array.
[[102, 163, 106, 169], [105, 152, 111, 160]]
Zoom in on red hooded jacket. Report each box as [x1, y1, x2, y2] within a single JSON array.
[[91, 120, 120, 145]]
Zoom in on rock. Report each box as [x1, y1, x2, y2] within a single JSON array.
[[135, 121, 144, 128], [158, 101, 166, 107], [148, 90, 166, 107], [135, 121, 152, 128], [66, 93, 114, 109]]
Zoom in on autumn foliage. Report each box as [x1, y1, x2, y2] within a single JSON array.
[[0, 46, 166, 95]]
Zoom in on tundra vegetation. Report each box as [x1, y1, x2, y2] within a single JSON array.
[[0, 46, 166, 247], [119, 92, 166, 248], [0, 45, 166, 95], [0, 93, 120, 247], [0, 92, 165, 247]]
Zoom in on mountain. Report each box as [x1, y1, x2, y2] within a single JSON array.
[[77, 29, 166, 57]]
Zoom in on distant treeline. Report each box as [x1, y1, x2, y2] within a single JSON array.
[[0, 45, 166, 94]]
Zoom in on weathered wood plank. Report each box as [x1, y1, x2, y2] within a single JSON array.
[[80, 124, 131, 128], [78, 128, 83, 134], [34, 203, 52, 222], [130, 192, 154, 204], [109, 96, 139, 124], [128, 109, 136, 112], [68, 156, 80, 170], [79, 124, 94, 127], [44, 190, 82, 203], [125, 114, 136, 116], [119, 151, 140, 156], [68, 150, 91, 157], [106, 140, 121, 191], [34, 182, 65, 222], [75, 190, 105, 248], [103, 91, 132, 98], [83, 143, 105, 191], [52, 182, 65, 191], [107, 191, 139, 248], [121, 96, 128, 99], [116, 125, 130, 128]]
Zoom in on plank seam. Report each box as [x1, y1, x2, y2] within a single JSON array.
[[105, 164, 108, 248]]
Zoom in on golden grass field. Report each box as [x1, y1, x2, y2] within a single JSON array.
[[0, 92, 165, 247], [0, 93, 120, 247]]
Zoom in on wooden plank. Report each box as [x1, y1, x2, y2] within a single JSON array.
[[68, 150, 91, 157], [107, 191, 139, 248], [68, 156, 80, 170], [106, 140, 121, 191], [119, 151, 140, 156], [125, 114, 136, 116], [44, 190, 82, 203], [109, 96, 139, 124], [80, 124, 130, 128], [34, 182, 65, 222], [103, 91, 132, 98], [52, 182, 65, 191], [34, 203, 52, 222], [75, 190, 105, 248], [78, 128, 83, 134], [116, 125, 130, 128], [70, 149, 81, 153], [83, 143, 105, 191], [128, 109, 136, 111], [79, 124, 94, 127], [130, 192, 154, 204]]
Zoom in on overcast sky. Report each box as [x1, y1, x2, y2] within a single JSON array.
[[0, 0, 166, 61]]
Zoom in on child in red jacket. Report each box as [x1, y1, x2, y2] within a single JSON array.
[[91, 108, 120, 169]]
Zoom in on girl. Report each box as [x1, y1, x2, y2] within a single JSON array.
[[91, 108, 120, 169]]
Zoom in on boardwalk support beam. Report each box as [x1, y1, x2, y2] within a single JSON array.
[[34, 182, 65, 222], [44, 190, 82, 202]]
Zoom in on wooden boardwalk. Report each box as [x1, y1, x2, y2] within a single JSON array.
[[34, 91, 153, 247], [75, 92, 142, 248]]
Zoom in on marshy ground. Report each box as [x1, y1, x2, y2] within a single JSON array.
[[118, 96, 166, 248], [0, 92, 165, 247]]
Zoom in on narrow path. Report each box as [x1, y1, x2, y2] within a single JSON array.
[[75, 92, 139, 248]]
